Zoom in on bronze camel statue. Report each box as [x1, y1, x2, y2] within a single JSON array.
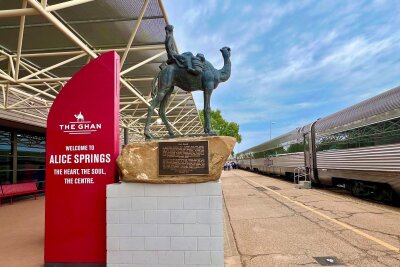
[[144, 46, 231, 139]]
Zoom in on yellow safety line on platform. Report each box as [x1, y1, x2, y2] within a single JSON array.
[[314, 189, 400, 216], [241, 176, 400, 254]]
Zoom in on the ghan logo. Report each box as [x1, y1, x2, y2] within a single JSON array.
[[59, 112, 102, 135]]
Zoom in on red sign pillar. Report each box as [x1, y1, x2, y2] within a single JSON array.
[[45, 51, 120, 266]]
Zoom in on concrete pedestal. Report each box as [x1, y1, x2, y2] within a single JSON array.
[[106, 181, 224, 267]]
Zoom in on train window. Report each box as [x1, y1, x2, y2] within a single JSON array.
[[251, 141, 305, 158], [316, 117, 400, 151], [287, 142, 304, 153]]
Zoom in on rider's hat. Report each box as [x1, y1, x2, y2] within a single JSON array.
[[165, 25, 174, 32]]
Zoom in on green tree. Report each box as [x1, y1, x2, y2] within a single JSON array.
[[199, 109, 242, 143]]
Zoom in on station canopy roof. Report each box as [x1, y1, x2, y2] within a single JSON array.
[[0, 0, 202, 141]]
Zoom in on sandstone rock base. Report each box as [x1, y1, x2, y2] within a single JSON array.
[[117, 136, 236, 183]]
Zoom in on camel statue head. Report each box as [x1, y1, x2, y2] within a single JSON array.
[[220, 47, 231, 58]]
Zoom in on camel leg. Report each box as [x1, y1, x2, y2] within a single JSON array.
[[144, 91, 166, 139], [203, 88, 215, 135], [159, 87, 175, 136], [144, 66, 174, 139]]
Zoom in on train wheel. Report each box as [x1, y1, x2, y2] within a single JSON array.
[[350, 181, 370, 198], [373, 185, 395, 203]]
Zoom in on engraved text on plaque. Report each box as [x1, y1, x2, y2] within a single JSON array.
[[158, 141, 209, 175]]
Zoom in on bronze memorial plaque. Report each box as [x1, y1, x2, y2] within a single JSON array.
[[158, 141, 209, 176]]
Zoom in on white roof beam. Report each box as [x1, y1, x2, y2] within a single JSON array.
[[17, 61, 59, 96], [0, 0, 95, 18], [171, 108, 195, 126], [7, 87, 53, 109], [181, 121, 203, 134], [15, 45, 164, 58], [171, 101, 189, 124], [13, 109, 46, 120], [120, 104, 134, 113], [19, 82, 56, 99], [0, 70, 15, 83], [15, 0, 28, 80], [27, 0, 97, 58], [120, 51, 166, 76], [0, 76, 154, 84], [166, 90, 179, 110], [1, 85, 6, 108], [167, 96, 191, 115], [19, 53, 86, 81], [8, 105, 50, 110], [120, 0, 150, 68], [7, 54, 16, 78]]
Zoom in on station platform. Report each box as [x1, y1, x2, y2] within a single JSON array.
[[223, 170, 400, 266], [1, 170, 400, 266]]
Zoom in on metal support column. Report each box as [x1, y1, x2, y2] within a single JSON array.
[[124, 127, 129, 145], [12, 131, 17, 184]]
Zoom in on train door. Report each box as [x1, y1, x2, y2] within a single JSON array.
[[304, 122, 319, 183], [303, 133, 312, 175]]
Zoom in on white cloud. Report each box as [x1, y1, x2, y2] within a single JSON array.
[[180, 0, 218, 25], [222, 0, 231, 13], [254, 32, 400, 90], [234, 130, 267, 153], [372, 0, 388, 7], [321, 37, 394, 67], [242, 5, 252, 14]]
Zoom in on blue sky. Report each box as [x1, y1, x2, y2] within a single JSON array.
[[163, 0, 400, 153]]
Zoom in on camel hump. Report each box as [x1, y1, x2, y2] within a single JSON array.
[[192, 55, 204, 70], [181, 52, 194, 58], [166, 52, 204, 76]]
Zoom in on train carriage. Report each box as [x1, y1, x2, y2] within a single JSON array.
[[312, 87, 400, 200], [238, 86, 400, 201], [237, 129, 305, 177]]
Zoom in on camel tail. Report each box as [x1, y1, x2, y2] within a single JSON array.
[[151, 73, 160, 99]]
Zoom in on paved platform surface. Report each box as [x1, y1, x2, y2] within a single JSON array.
[[0, 196, 44, 267], [223, 170, 400, 266], [1, 170, 400, 266]]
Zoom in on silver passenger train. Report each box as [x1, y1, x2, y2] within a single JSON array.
[[237, 86, 400, 202]]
